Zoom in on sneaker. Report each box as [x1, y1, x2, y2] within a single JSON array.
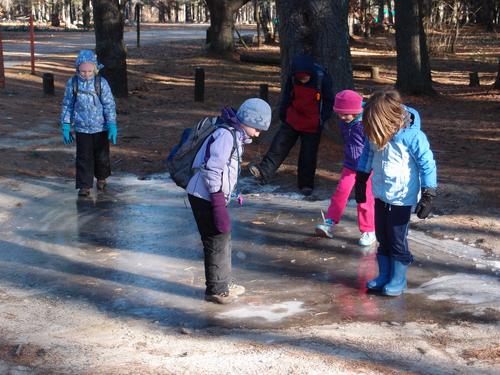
[[315, 218, 334, 238], [78, 188, 91, 197], [359, 231, 376, 246], [300, 187, 314, 196], [97, 179, 107, 191], [204, 283, 245, 305]]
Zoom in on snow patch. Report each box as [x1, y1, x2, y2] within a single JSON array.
[[217, 301, 307, 322], [408, 273, 500, 312]]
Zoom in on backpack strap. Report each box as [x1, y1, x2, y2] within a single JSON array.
[[71, 73, 102, 104], [94, 73, 102, 99], [71, 75, 79, 105], [314, 63, 325, 126], [217, 124, 238, 161]]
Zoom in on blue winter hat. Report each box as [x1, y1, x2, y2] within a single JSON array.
[[236, 98, 272, 131], [75, 50, 104, 72]]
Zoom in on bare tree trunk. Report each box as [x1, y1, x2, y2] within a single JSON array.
[[51, 0, 61, 27], [387, 0, 394, 24], [82, 0, 91, 28], [377, 0, 384, 23], [258, 0, 273, 43], [395, 0, 434, 95], [276, 0, 352, 94], [93, 0, 128, 97], [205, 0, 250, 53]]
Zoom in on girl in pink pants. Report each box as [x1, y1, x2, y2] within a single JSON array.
[[315, 90, 375, 246]]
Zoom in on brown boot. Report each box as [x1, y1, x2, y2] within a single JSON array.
[[78, 188, 91, 197], [204, 283, 245, 305], [97, 179, 107, 191]]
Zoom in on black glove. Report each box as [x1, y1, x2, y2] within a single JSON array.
[[355, 172, 370, 204], [415, 188, 437, 219]]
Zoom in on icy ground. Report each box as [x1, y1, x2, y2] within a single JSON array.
[[0, 174, 498, 374]]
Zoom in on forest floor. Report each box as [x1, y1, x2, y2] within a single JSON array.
[[1, 24, 499, 254]]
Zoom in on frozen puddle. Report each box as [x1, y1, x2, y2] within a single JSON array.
[[217, 301, 307, 322], [408, 273, 500, 314]]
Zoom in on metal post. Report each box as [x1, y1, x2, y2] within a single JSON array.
[[29, 15, 35, 75], [136, 4, 141, 48], [259, 84, 268, 103], [194, 67, 204, 102], [0, 27, 5, 89]]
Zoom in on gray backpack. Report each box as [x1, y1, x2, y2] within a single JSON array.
[[166, 117, 236, 189]]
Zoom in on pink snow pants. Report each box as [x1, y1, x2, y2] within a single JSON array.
[[326, 167, 375, 232]]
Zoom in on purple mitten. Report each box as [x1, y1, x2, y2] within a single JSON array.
[[210, 191, 231, 233]]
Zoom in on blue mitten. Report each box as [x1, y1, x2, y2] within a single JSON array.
[[210, 191, 231, 234], [62, 123, 74, 145], [107, 123, 117, 145]]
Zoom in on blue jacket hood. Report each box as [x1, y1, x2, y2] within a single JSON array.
[[404, 106, 421, 130], [291, 54, 315, 74], [75, 50, 103, 72]]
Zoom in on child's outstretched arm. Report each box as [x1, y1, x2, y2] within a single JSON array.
[[409, 131, 437, 218], [100, 78, 117, 126], [278, 76, 293, 122], [355, 140, 374, 203], [60, 78, 75, 126], [409, 131, 437, 190], [356, 139, 374, 174], [100, 78, 117, 144]]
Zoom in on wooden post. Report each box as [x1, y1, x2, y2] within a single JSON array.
[[494, 58, 500, 90], [136, 3, 141, 48], [371, 66, 379, 79], [42, 73, 54, 94], [29, 15, 35, 75], [259, 84, 268, 102], [469, 72, 480, 87], [0, 27, 5, 89], [194, 67, 204, 102]]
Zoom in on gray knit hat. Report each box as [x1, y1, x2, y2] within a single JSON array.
[[236, 98, 271, 131]]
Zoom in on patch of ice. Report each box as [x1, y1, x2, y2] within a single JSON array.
[[408, 274, 500, 311], [217, 301, 307, 322]]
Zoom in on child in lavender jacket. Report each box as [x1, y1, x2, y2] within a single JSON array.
[[315, 90, 376, 246], [186, 98, 271, 304]]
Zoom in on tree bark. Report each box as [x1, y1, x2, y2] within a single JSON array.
[[276, 0, 353, 94], [258, 0, 274, 43], [93, 0, 128, 97], [82, 0, 91, 28], [205, 0, 250, 52], [395, 0, 434, 95]]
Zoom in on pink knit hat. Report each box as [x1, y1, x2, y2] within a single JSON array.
[[333, 90, 363, 114]]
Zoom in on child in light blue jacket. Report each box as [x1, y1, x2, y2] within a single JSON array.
[[60, 50, 117, 196], [355, 89, 437, 297]]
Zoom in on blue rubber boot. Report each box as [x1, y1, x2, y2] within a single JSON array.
[[383, 259, 409, 296], [366, 254, 391, 291]]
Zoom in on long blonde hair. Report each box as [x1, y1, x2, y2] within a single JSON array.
[[362, 89, 406, 150]]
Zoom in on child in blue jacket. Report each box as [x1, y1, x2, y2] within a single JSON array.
[[355, 89, 437, 296], [60, 50, 117, 196]]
